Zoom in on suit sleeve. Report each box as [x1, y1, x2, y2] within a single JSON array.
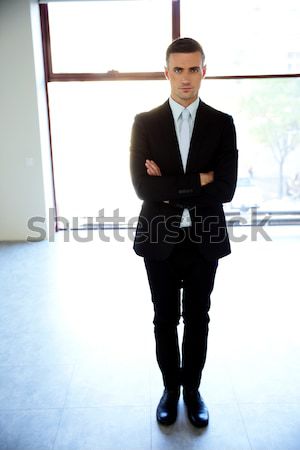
[[130, 115, 201, 202], [199, 115, 238, 204]]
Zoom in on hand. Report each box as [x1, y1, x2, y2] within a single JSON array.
[[200, 171, 214, 186], [145, 159, 162, 176]]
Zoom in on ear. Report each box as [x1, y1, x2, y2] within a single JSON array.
[[164, 66, 170, 80], [202, 65, 207, 78]]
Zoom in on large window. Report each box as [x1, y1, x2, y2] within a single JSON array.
[[40, 0, 300, 228]]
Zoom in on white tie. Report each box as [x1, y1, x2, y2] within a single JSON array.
[[180, 108, 190, 171], [179, 109, 192, 227]]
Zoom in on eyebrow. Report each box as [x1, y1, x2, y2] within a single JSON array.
[[173, 66, 201, 70]]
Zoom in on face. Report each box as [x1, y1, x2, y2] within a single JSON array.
[[165, 51, 206, 107]]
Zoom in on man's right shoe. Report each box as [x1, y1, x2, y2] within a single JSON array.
[[156, 388, 180, 425]]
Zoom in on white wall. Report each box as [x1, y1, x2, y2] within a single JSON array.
[[0, 0, 54, 241]]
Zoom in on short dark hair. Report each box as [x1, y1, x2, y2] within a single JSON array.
[[166, 37, 205, 67]]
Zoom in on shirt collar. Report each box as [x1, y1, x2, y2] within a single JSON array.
[[169, 96, 200, 122]]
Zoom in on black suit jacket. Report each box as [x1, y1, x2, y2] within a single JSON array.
[[130, 99, 238, 261]]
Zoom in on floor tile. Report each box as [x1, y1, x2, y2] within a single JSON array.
[[0, 330, 79, 366], [0, 365, 74, 409], [0, 408, 62, 450], [230, 352, 300, 403], [65, 357, 150, 408], [239, 402, 300, 450], [53, 406, 151, 450]]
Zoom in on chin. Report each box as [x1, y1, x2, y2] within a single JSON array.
[[180, 94, 195, 102]]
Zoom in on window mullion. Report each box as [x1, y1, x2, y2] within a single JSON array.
[[172, 0, 180, 40], [40, 4, 53, 82]]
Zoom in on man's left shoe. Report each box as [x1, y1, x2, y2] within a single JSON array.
[[183, 389, 209, 428]]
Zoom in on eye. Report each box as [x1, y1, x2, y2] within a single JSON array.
[[190, 67, 201, 73], [174, 68, 182, 74]]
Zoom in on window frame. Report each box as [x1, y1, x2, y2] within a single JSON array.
[[40, 1, 180, 82], [40, 1, 300, 82]]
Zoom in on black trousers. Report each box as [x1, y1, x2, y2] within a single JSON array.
[[144, 230, 218, 391]]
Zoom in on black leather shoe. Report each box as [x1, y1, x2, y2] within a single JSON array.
[[156, 389, 180, 425], [183, 390, 209, 428]]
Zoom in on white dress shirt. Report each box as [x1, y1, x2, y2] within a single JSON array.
[[169, 96, 200, 227]]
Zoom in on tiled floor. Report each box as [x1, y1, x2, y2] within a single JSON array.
[[0, 226, 300, 450]]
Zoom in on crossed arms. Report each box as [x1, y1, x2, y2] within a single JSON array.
[[145, 159, 214, 186], [130, 112, 238, 206]]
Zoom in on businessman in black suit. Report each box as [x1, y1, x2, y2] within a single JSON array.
[[130, 38, 238, 427]]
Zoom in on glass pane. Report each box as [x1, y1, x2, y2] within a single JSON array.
[[48, 0, 172, 73], [48, 80, 169, 224], [181, 0, 300, 76], [199, 78, 300, 215]]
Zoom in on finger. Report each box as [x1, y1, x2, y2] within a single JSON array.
[[146, 160, 159, 169], [146, 164, 157, 176], [148, 168, 159, 176], [146, 160, 157, 170], [145, 160, 161, 176], [145, 162, 155, 174], [145, 161, 153, 173], [151, 167, 161, 176], [147, 167, 156, 175], [149, 161, 161, 176], [145, 160, 156, 170]]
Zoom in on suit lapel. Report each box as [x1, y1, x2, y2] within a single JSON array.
[[159, 101, 184, 173], [186, 101, 210, 172]]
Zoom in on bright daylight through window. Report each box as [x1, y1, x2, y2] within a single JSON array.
[[45, 0, 300, 228]]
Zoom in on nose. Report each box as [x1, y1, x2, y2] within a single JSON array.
[[181, 72, 191, 84], [182, 76, 190, 84]]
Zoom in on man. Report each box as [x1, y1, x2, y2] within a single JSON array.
[[130, 38, 238, 427]]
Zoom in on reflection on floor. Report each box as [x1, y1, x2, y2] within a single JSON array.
[[0, 227, 300, 450]]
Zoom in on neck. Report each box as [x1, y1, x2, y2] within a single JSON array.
[[171, 95, 198, 108]]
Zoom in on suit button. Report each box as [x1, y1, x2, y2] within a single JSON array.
[[178, 189, 193, 195]]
